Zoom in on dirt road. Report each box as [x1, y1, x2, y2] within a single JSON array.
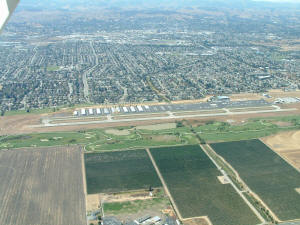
[[146, 148, 183, 220]]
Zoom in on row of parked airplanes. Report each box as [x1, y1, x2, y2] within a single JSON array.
[[73, 105, 151, 116]]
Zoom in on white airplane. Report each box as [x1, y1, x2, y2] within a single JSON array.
[[0, 0, 19, 33]]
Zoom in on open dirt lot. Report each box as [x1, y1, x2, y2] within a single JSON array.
[[262, 130, 300, 170], [0, 114, 41, 135], [86, 194, 100, 212], [262, 131, 300, 152], [136, 123, 176, 130], [0, 146, 86, 225], [105, 129, 131, 135], [228, 93, 262, 101], [99, 189, 156, 203], [268, 89, 300, 99], [183, 218, 210, 225]]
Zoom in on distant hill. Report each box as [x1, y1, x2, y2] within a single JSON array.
[[17, 0, 300, 11]]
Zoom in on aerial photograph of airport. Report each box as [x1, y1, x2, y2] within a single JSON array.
[[1, 0, 300, 225]]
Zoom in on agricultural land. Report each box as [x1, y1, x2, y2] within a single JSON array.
[[0, 146, 86, 225], [84, 150, 161, 194], [262, 130, 300, 170], [101, 189, 173, 222], [210, 139, 300, 221], [149, 145, 260, 225]]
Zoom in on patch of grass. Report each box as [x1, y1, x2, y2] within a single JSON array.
[[104, 197, 168, 215], [0, 132, 90, 149], [86, 128, 198, 151], [193, 120, 287, 142], [47, 65, 60, 72], [150, 145, 260, 225], [4, 108, 55, 116], [211, 139, 300, 221], [84, 149, 161, 194]]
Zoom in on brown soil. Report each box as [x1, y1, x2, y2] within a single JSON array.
[[183, 217, 210, 225], [262, 131, 300, 152], [261, 131, 300, 170], [271, 121, 293, 127], [217, 176, 230, 184], [50, 117, 107, 124], [105, 129, 131, 136], [0, 114, 41, 135], [136, 123, 176, 130], [281, 151, 300, 170], [151, 135, 178, 142], [228, 93, 262, 101], [99, 189, 154, 203], [86, 194, 100, 212], [267, 89, 300, 99], [171, 96, 213, 104]]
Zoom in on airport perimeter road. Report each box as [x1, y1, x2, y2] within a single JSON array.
[[39, 107, 297, 127]]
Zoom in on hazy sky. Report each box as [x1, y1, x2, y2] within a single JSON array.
[[254, 0, 300, 2]]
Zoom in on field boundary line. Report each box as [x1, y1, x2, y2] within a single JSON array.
[[146, 148, 183, 221], [201, 144, 266, 224], [260, 138, 300, 174], [181, 216, 213, 225], [206, 143, 281, 223], [81, 148, 88, 225], [86, 143, 195, 153], [0, 143, 82, 151]]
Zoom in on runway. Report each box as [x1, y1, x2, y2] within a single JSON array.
[[37, 105, 297, 128]]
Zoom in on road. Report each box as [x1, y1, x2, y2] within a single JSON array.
[[39, 106, 297, 127], [82, 41, 99, 102], [146, 148, 183, 220], [202, 144, 266, 224]]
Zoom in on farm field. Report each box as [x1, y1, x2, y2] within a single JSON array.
[[150, 145, 260, 225], [262, 130, 300, 170], [0, 146, 86, 225], [84, 149, 161, 194], [210, 139, 300, 221]]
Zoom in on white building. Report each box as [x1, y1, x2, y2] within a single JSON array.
[[137, 105, 143, 112], [96, 108, 101, 114], [130, 106, 136, 112]]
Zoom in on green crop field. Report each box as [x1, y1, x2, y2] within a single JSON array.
[[211, 139, 300, 221], [84, 149, 161, 194], [150, 145, 260, 225]]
